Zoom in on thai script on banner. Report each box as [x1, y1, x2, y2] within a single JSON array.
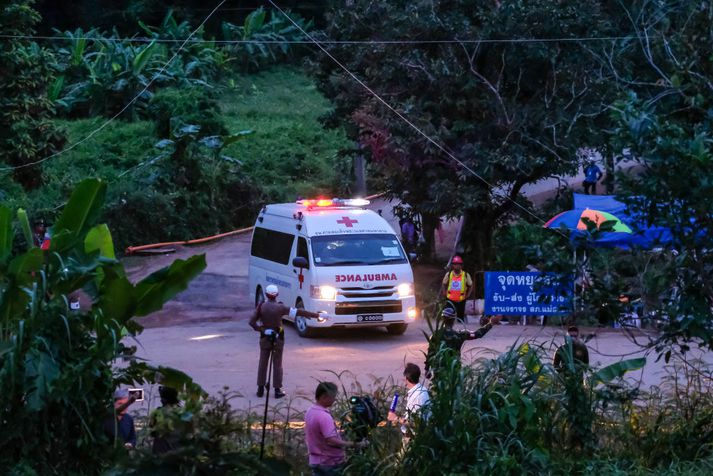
[[484, 271, 571, 316]]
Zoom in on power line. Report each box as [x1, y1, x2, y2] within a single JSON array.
[[0, 33, 646, 45], [266, 0, 560, 230], [0, 0, 229, 174]]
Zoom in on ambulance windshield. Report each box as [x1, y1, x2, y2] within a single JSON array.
[[311, 234, 407, 267]]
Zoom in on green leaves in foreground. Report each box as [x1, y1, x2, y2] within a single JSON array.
[[593, 357, 646, 385], [0, 178, 206, 474]]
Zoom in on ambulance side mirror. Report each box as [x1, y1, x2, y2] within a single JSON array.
[[408, 252, 417, 261], [292, 256, 309, 268]]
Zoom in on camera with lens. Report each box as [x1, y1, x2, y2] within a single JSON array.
[[347, 395, 382, 441]]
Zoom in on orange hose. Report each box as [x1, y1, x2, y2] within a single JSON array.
[[125, 192, 387, 255]]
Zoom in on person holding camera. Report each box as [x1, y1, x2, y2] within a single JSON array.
[[103, 388, 137, 449], [249, 284, 322, 399], [305, 382, 366, 476]]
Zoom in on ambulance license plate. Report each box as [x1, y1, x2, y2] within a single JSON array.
[[357, 314, 383, 322]]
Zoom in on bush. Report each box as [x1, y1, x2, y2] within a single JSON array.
[[110, 389, 290, 475], [0, 179, 206, 474], [149, 87, 227, 138]]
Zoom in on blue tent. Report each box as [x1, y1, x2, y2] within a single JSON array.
[[573, 194, 673, 248]]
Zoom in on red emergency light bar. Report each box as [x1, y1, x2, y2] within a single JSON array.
[[296, 198, 370, 208]]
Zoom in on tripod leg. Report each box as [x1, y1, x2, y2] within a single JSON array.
[[260, 343, 274, 459]]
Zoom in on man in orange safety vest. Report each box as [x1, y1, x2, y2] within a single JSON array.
[[439, 255, 473, 322]]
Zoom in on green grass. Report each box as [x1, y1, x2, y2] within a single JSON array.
[[7, 66, 353, 247], [8, 118, 157, 221], [26, 66, 351, 211], [221, 66, 353, 202]]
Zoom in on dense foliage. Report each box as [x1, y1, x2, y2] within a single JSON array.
[[335, 337, 712, 475], [1, 3, 352, 251], [603, 0, 713, 352], [314, 0, 618, 273], [0, 179, 206, 473], [0, 0, 64, 189]]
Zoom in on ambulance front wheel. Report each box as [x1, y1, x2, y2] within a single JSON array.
[[386, 323, 408, 335], [295, 299, 315, 338]]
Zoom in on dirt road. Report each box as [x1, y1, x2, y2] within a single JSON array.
[[122, 197, 711, 415]]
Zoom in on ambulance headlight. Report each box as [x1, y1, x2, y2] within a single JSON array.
[[407, 307, 418, 320], [311, 285, 337, 300], [397, 283, 414, 297]]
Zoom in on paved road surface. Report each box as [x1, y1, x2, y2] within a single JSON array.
[[122, 173, 711, 415], [131, 317, 712, 413]]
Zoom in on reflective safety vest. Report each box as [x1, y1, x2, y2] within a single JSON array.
[[446, 271, 469, 302]]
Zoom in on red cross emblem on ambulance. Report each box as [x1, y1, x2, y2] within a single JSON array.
[[336, 216, 358, 227]]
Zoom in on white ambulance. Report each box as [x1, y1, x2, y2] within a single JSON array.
[[248, 198, 417, 337]]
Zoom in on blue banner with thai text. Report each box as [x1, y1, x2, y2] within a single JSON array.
[[484, 272, 572, 315]]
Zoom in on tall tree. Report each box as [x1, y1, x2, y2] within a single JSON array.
[[0, 0, 64, 189], [314, 0, 616, 281], [601, 0, 713, 352]]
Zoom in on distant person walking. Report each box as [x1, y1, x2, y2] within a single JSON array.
[[440, 256, 473, 322], [400, 216, 417, 254], [248, 284, 322, 399], [582, 161, 603, 195]]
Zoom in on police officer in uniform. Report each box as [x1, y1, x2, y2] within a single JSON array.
[[553, 326, 590, 372], [440, 255, 473, 322], [425, 307, 501, 379], [249, 284, 322, 398]]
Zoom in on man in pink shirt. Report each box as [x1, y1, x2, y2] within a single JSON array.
[[304, 382, 365, 475]]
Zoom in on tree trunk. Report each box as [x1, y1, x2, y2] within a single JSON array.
[[458, 208, 495, 299], [421, 212, 439, 261], [353, 152, 366, 196], [604, 153, 615, 194]]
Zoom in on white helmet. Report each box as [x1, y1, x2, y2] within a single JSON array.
[[265, 284, 279, 297]]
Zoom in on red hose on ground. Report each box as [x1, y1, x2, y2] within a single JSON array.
[[125, 192, 386, 255]]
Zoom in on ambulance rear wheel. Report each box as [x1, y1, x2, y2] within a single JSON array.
[[295, 299, 315, 338], [386, 323, 408, 335]]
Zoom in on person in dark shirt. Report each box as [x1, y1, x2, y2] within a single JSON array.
[[150, 385, 184, 455], [248, 284, 323, 399], [103, 388, 137, 449], [582, 162, 603, 195], [553, 326, 590, 372], [400, 217, 417, 254], [425, 308, 501, 378]]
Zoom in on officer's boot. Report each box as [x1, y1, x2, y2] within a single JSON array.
[[256, 385, 267, 398], [274, 388, 287, 399]]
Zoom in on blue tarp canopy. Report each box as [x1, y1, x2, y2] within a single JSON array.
[[573, 194, 673, 248]]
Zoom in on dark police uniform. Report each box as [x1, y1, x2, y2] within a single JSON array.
[[425, 322, 493, 376], [248, 299, 319, 391], [553, 338, 589, 372]]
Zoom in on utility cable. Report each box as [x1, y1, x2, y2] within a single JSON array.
[[0, 33, 646, 45], [267, 0, 557, 230]]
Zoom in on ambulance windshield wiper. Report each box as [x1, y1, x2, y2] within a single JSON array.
[[371, 258, 405, 265], [323, 260, 368, 266]]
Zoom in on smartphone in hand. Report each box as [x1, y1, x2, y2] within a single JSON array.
[[128, 388, 144, 402]]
